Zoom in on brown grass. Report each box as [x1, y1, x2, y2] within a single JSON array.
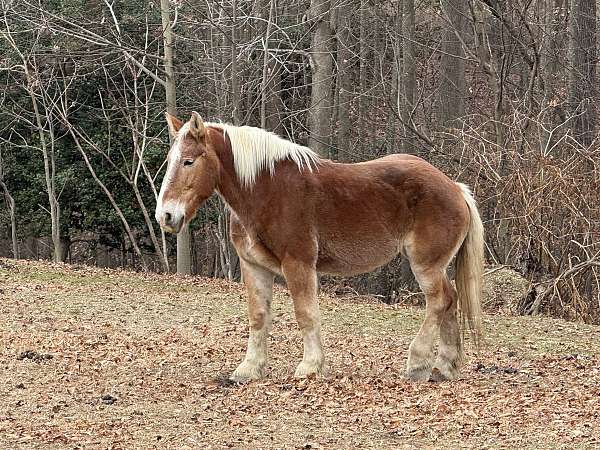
[[1, 258, 599, 449]]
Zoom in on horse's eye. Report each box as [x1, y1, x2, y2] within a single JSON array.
[[183, 159, 194, 167]]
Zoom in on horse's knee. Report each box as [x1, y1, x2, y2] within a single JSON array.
[[296, 311, 319, 331], [249, 308, 269, 330], [293, 301, 320, 331]]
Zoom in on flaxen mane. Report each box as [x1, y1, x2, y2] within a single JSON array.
[[209, 123, 321, 188]]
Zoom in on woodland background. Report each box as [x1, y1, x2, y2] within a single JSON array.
[[0, 0, 598, 322]]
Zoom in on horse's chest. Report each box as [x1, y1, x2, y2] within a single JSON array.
[[232, 231, 283, 275]]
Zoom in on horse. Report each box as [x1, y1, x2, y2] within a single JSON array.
[[155, 112, 484, 382]]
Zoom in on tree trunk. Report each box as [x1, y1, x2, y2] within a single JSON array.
[[259, 0, 273, 129], [473, 2, 505, 151], [176, 225, 192, 274], [0, 180, 18, 259], [387, 1, 401, 152], [259, 0, 281, 132], [161, 0, 176, 129], [60, 235, 70, 263], [439, 0, 467, 127], [37, 86, 62, 262], [336, 2, 352, 160], [161, 0, 191, 274], [215, 201, 235, 280], [0, 149, 18, 259], [569, 0, 596, 147], [231, 0, 241, 125], [307, 0, 334, 157], [358, 0, 368, 131], [549, 0, 568, 74], [401, 0, 416, 152], [472, 1, 509, 262], [24, 62, 62, 261]]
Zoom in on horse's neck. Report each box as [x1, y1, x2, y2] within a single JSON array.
[[213, 131, 258, 223], [212, 126, 314, 230]]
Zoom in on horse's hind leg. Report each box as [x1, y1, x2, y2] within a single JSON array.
[[431, 277, 463, 381], [230, 259, 274, 382], [406, 265, 453, 381]]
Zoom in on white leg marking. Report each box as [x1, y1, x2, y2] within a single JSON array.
[[231, 319, 271, 382], [231, 260, 273, 382], [294, 323, 324, 378]]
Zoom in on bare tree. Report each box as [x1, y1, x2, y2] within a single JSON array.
[[1, 13, 64, 262], [203, 0, 240, 280], [401, 0, 416, 152], [258, 0, 282, 131], [358, 0, 368, 129], [438, 0, 467, 127], [568, 0, 596, 146], [231, 0, 241, 125], [307, 0, 334, 157], [98, 5, 171, 272], [161, 0, 191, 274], [471, 2, 506, 150], [0, 147, 17, 258], [335, 0, 353, 159]]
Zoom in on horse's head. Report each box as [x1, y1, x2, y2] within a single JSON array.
[[155, 112, 219, 233]]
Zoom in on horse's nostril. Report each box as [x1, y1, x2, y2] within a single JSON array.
[[165, 212, 172, 223]]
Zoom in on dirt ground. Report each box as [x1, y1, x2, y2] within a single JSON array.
[[1, 259, 599, 449]]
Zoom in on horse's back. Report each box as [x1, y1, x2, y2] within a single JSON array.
[[316, 153, 464, 211]]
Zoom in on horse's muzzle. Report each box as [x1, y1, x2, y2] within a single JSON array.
[[157, 210, 184, 234]]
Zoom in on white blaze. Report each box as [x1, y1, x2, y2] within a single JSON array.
[[155, 123, 190, 225]]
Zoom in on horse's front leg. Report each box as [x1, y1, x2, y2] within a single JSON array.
[[282, 260, 324, 378], [230, 259, 274, 382]]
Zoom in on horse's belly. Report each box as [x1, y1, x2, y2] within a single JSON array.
[[316, 238, 401, 276]]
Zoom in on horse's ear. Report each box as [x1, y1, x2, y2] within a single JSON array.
[[189, 111, 206, 139], [165, 112, 183, 139]]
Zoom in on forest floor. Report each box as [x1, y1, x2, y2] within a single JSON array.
[[1, 258, 599, 449]]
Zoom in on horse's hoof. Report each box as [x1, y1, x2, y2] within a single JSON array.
[[405, 366, 432, 382], [430, 365, 459, 382], [428, 367, 456, 382], [294, 361, 324, 379], [230, 361, 265, 383]]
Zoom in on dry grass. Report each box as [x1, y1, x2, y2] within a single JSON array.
[[1, 258, 599, 449]]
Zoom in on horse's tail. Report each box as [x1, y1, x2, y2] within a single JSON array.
[[455, 183, 484, 348]]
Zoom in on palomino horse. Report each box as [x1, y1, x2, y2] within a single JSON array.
[[156, 112, 484, 382]]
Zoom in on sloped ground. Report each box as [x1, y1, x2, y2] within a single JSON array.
[[0, 259, 599, 449]]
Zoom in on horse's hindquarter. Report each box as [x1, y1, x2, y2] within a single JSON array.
[[312, 156, 468, 276]]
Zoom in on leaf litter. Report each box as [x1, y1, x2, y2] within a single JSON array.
[[0, 258, 599, 449]]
